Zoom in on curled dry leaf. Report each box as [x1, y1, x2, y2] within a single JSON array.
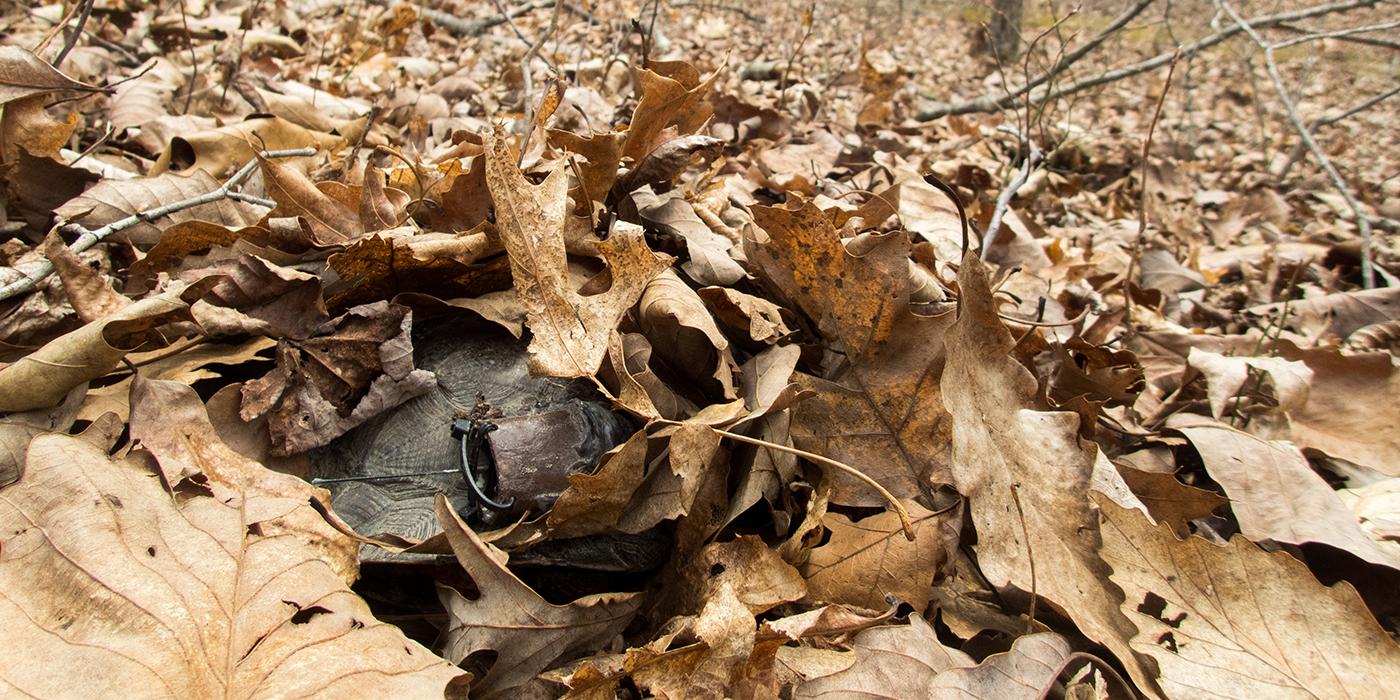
[[1099, 498, 1400, 700], [153, 115, 339, 177], [0, 433, 464, 697], [943, 252, 1160, 696], [637, 268, 740, 401], [630, 185, 745, 286], [1172, 419, 1400, 570], [485, 128, 672, 378], [42, 229, 128, 322], [188, 254, 331, 339], [259, 154, 364, 245], [0, 288, 189, 412], [240, 301, 436, 455], [434, 495, 642, 697]]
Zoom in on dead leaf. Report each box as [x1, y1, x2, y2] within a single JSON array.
[[747, 197, 957, 506], [943, 252, 1160, 696], [1173, 419, 1400, 570], [790, 615, 971, 698], [435, 495, 642, 697], [800, 499, 960, 613], [240, 301, 436, 455], [1099, 498, 1400, 699], [54, 169, 270, 248], [0, 433, 464, 697], [0, 289, 189, 412], [485, 128, 671, 378], [0, 45, 100, 105], [260, 154, 364, 245], [1276, 343, 1400, 476]]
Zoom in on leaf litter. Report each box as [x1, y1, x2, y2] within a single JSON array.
[[1, 1, 1399, 698]]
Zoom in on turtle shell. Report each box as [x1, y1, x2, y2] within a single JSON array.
[[310, 316, 607, 561]]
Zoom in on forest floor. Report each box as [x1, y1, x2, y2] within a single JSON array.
[[0, 0, 1398, 698]]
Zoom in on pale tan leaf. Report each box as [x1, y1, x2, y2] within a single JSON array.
[[943, 252, 1161, 696], [0, 289, 188, 412], [791, 616, 971, 699], [0, 433, 464, 697], [1277, 343, 1400, 476], [485, 128, 672, 378], [1173, 420, 1400, 570], [928, 634, 1101, 700], [1099, 498, 1400, 700]]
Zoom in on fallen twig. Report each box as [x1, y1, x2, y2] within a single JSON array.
[[1219, 0, 1377, 288], [1276, 21, 1400, 51], [982, 129, 1043, 258], [0, 148, 317, 304], [51, 0, 94, 69], [917, 0, 1378, 121], [1274, 85, 1400, 180]]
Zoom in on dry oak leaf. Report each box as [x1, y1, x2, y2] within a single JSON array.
[[800, 499, 960, 613], [1172, 419, 1400, 570], [240, 301, 436, 455], [1098, 498, 1400, 700], [943, 252, 1161, 697], [186, 255, 332, 340], [746, 197, 956, 506], [434, 495, 642, 698], [129, 375, 359, 582], [622, 61, 722, 162], [0, 433, 464, 698], [484, 129, 672, 378]]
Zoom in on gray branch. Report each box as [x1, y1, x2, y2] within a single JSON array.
[[917, 0, 1379, 121], [1219, 0, 1376, 288], [0, 148, 317, 303]]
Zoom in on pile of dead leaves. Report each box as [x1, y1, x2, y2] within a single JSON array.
[[1, 1, 1398, 698]]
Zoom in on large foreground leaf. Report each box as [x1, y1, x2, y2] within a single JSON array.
[[1100, 499, 1400, 699], [0, 434, 464, 698]]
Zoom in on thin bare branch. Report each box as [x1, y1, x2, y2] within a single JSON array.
[[1275, 85, 1400, 180], [917, 0, 1379, 121], [0, 148, 317, 304], [51, 0, 95, 68], [1218, 0, 1376, 288]]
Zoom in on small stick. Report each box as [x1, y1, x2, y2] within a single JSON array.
[[982, 129, 1042, 258], [0, 147, 316, 303], [51, 0, 95, 69]]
